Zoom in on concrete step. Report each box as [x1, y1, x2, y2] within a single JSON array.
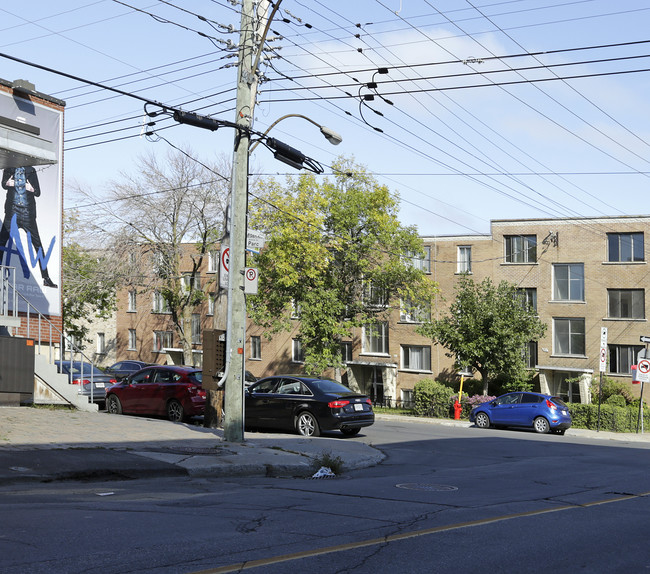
[[33, 354, 98, 412]]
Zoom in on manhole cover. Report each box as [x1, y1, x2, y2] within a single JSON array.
[[396, 483, 458, 492]]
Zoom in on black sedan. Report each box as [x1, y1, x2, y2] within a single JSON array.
[[104, 360, 153, 381], [245, 376, 374, 437]]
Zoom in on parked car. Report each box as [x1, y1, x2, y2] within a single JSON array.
[[55, 360, 117, 407], [245, 375, 375, 437], [469, 391, 572, 434], [105, 365, 205, 422], [104, 360, 153, 381]]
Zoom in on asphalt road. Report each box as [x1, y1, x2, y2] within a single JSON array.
[[2, 418, 650, 573]]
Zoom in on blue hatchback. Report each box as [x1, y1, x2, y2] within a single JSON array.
[[469, 391, 572, 435]]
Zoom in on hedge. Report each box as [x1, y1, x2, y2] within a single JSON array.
[[568, 403, 650, 433]]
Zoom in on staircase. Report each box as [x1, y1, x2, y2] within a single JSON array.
[[0, 266, 98, 412]]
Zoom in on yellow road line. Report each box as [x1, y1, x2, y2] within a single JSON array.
[[193, 491, 650, 574]]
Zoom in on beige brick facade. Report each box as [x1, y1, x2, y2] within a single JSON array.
[[114, 216, 650, 406]]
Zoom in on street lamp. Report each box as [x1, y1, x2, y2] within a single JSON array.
[[249, 113, 342, 153]]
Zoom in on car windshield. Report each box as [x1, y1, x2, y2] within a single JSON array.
[[550, 396, 568, 408], [309, 379, 356, 394]]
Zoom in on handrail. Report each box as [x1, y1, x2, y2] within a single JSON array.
[[0, 265, 100, 403]]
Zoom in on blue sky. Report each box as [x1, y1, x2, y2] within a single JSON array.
[[1, 0, 649, 236]]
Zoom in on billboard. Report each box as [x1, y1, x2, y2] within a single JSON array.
[[0, 87, 63, 316]]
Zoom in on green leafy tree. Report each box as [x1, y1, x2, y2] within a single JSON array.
[[418, 276, 546, 395], [62, 211, 118, 346], [248, 157, 437, 377]]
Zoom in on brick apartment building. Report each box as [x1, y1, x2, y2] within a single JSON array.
[[113, 215, 650, 406]]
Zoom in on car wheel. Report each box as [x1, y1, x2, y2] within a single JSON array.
[[167, 399, 185, 423], [475, 411, 490, 429], [341, 427, 360, 436], [296, 411, 320, 437], [533, 416, 550, 434], [106, 394, 122, 415]]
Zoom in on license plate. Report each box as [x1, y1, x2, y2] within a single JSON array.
[[95, 383, 105, 388], [354, 403, 363, 411]]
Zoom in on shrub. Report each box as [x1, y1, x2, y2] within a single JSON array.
[[569, 403, 650, 432], [413, 379, 455, 418], [591, 377, 634, 405], [605, 394, 626, 408]]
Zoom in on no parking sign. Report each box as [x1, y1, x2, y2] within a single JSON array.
[[637, 359, 650, 383]]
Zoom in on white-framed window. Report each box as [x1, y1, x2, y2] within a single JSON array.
[[553, 318, 585, 356], [517, 288, 537, 312], [182, 272, 199, 292], [400, 298, 431, 323], [291, 300, 302, 319], [608, 232, 644, 262], [251, 335, 261, 360], [208, 250, 219, 273], [364, 281, 388, 308], [400, 389, 414, 409], [152, 291, 171, 313], [608, 289, 644, 319], [191, 313, 201, 345], [341, 341, 352, 363], [96, 332, 106, 355], [208, 293, 215, 316], [523, 341, 537, 368], [153, 330, 173, 352], [505, 235, 536, 263], [128, 290, 137, 312], [401, 345, 431, 371], [457, 246, 472, 273], [609, 344, 643, 374], [128, 329, 137, 351], [362, 322, 389, 354], [292, 339, 305, 363], [553, 264, 584, 301], [405, 246, 431, 273]]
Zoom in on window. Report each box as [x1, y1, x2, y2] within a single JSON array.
[[291, 300, 301, 319], [292, 339, 305, 363], [191, 313, 201, 345], [128, 329, 137, 351], [553, 264, 584, 301], [152, 291, 171, 313], [363, 322, 389, 354], [400, 298, 431, 323], [96, 332, 105, 355], [364, 281, 388, 308], [608, 289, 644, 319], [400, 389, 414, 409], [609, 344, 643, 374], [208, 250, 219, 273], [457, 246, 472, 273], [208, 293, 215, 316], [523, 341, 537, 368], [251, 336, 261, 360], [341, 341, 352, 363], [608, 232, 644, 262], [553, 318, 585, 356], [505, 235, 536, 263], [153, 330, 173, 352], [405, 246, 431, 273], [182, 272, 199, 292], [128, 290, 137, 312], [401, 345, 431, 371], [517, 288, 537, 312]]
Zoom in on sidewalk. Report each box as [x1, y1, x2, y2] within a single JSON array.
[[0, 406, 385, 485], [1, 407, 648, 486]]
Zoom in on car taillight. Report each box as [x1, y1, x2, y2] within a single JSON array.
[[546, 399, 557, 410], [72, 378, 90, 385], [329, 399, 350, 409], [365, 398, 372, 406]]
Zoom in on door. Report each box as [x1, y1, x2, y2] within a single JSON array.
[[246, 378, 280, 427], [122, 368, 156, 413], [488, 393, 521, 425]]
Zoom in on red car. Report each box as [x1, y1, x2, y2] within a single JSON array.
[[105, 365, 205, 422]]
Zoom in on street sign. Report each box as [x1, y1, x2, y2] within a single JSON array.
[[638, 359, 650, 383], [641, 336, 650, 344], [599, 327, 607, 373], [246, 229, 266, 254], [244, 267, 258, 295], [219, 246, 229, 289]]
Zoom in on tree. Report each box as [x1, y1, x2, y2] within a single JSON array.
[[248, 157, 437, 377], [62, 211, 118, 347], [71, 147, 230, 363], [418, 276, 546, 395]]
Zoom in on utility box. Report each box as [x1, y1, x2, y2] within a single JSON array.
[[0, 336, 35, 405], [202, 329, 226, 390]]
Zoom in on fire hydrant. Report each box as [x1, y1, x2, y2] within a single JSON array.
[[453, 399, 462, 420]]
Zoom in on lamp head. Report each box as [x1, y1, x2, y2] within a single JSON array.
[[320, 126, 342, 146]]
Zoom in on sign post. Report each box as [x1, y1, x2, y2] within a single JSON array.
[[597, 327, 607, 432]]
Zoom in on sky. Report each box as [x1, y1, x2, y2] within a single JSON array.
[[1, 0, 650, 237]]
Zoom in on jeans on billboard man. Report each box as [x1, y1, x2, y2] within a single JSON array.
[[0, 166, 57, 288]]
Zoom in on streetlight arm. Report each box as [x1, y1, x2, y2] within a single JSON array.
[[249, 113, 342, 153]]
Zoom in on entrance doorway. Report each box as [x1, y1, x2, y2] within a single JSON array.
[[554, 372, 582, 403]]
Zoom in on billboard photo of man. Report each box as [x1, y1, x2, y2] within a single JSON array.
[[0, 165, 57, 288]]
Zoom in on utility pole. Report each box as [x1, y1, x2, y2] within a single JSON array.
[[222, 0, 267, 442]]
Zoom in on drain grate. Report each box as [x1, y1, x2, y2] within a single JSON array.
[[396, 483, 458, 492]]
